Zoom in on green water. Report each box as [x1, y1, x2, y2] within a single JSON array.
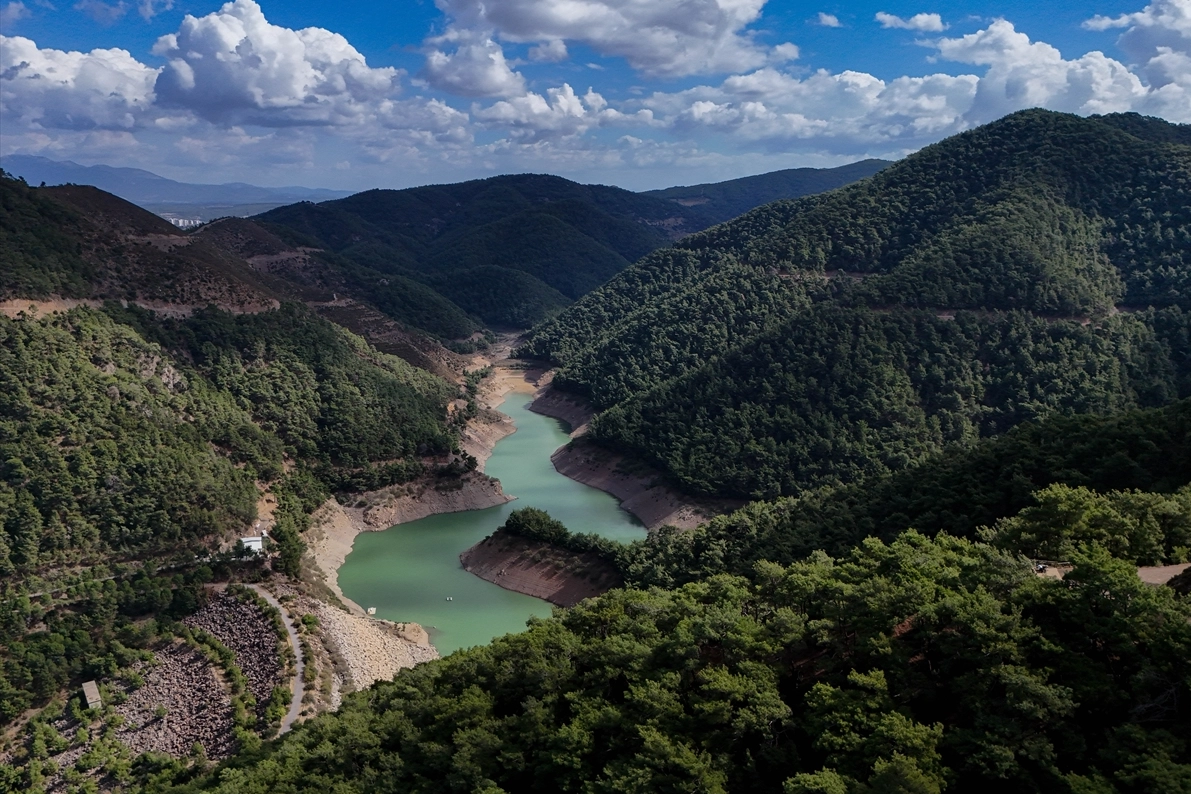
[[338, 392, 644, 655]]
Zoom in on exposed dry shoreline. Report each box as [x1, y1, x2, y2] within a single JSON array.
[[528, 383, 740, 530], [460, 530, 622, 607], [301, 338, 540, 679]]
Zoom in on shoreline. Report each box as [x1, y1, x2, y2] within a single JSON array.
[[302, 342, 735, 681], [527, 382, 741, 531], [302, 338, 541, 646], [460, 530, 623, 607]]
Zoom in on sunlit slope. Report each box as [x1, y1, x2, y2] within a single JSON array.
[[520, 110, 1191, 499]]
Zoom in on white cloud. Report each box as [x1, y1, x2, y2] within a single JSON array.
[[0, 35, 158, 129], [816, 12, 841, 28], [0, 1, 30, 26], [630, 11, 1191, 152], [431, 0, 779, 77], [3, 0, 1188, 188], [152, 0, 399, 126], [137, 0, 171, 20], [173, 126, 312, 167], [640, 67, 976, 152], [422, 31, 526, 97], [875, 11, 947, 32], [937, 19, 1157, 121], [474, 83, 653, 140], [1083, 0, 1191, 117], [528, 38, 567, 62]]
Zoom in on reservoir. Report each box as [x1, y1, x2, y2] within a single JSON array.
[[337, 391, 644, 654]]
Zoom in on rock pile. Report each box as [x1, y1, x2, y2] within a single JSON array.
[[115, 642, 236, 760], [314, 603, 438, 692], [184, 590, 285, 715]]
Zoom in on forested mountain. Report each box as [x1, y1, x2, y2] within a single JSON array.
[[0, 176, 283, 310], [161, 535, 1191, 794], [5, 110, 1191, 794], [155, 395, 1191, 794], [253, 166, 882, 329], [0, 303, 454, 578], [643, 158, 890, 227], [521, 110, 1191, 500]]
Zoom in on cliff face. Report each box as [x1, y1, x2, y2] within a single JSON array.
[[460, 530, 623, 607]]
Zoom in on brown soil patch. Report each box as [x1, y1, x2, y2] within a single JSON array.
[[551, 438, 740, 531], [1137, 562, 1191, 585], [460, 530, 622, 607]]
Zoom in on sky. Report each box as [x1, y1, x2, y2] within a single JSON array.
[[0, 0, 1188, 191]]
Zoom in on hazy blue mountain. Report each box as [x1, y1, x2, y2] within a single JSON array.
[[643, 159, 892, 226], [0, 154, 353, 207]]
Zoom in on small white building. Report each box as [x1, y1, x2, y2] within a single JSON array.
[[82, 680, 102, 710], [240, 536, 264, 554]]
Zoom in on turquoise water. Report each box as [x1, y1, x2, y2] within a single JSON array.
[[338, 392, 644, 654]]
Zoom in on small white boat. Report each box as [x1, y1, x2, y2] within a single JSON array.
[[366, 607, 376, 615], [446, 596, 453, 601]]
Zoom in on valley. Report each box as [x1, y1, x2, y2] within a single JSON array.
[[1, 108, 1189, 794]]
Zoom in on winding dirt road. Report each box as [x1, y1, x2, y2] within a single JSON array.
[[247, 585, 306, 735]]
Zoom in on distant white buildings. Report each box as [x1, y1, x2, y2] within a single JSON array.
[[164, 217, 203, 228]]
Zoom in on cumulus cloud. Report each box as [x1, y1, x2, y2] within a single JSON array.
[[937, 19, 1156, 121], [1083, 0, 1191, 116], [152, 0, 399, 126], [474, 83, 653, 140], [431, 0, 786, 77], [630, 9, 1191, 153], [0, 1, 30, 26], [0, 35, 158, 129], [422, 31, 526, 97], [528, 38, 567, 62], [875, 11, 946, 32], [816, 12, 841, 28], [639, 66, 976, 152]]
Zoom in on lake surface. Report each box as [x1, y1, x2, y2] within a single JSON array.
[[338, 391, 644, 655]]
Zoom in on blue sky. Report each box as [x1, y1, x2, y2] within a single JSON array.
[[1, 0, 1187, 191]]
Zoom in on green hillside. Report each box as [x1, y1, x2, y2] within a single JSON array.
[[159, 529, 1191, 794], [0, 176, 283, 309], [0, 303, 453, 579], [255, 167, 882, 328], [521, 110, 1191, 499]]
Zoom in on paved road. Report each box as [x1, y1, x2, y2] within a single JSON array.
[[247, 585, 306, 735]]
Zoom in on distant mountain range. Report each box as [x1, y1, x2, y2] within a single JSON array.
[[0, 155, 353, 218]]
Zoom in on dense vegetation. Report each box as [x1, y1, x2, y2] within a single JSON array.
[[5, 110, 1191, 793], [0, 567, 215, 724], [0, 301, 463, 729], [521, 110, 1191, 499], [643, 159, 890, 227], [255, 167, 878, 329], [157, 532, 1191, 794], [0, 170, 94, 298], [609, 398, 1191, 589], [591, 306, 1191, 498], [0, 304, 453, 576]]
